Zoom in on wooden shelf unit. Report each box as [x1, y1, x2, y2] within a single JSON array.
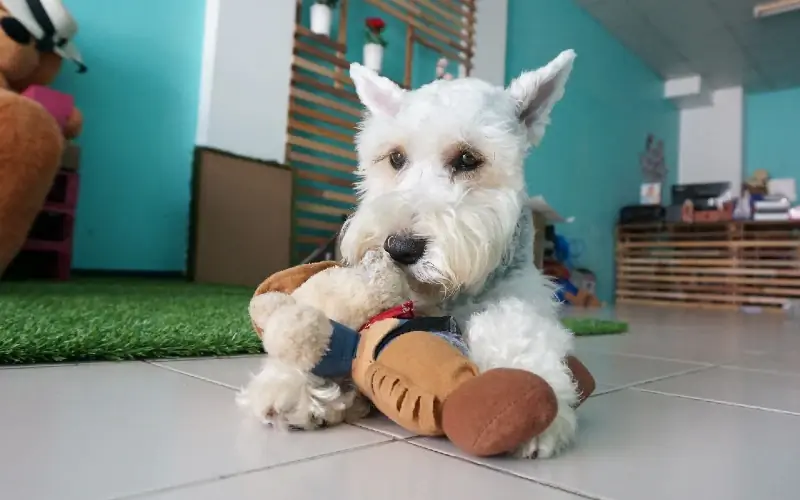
[[615, 221, 800, 312]]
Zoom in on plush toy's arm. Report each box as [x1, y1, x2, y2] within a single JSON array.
[[64, 107, 83, 139], [254, 261, 340, 297]]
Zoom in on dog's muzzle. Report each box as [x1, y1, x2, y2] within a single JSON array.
[[384, 234, 427, 265]]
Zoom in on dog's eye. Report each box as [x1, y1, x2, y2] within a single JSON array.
[[452, 151, 483, 172], [388, 150, 407, 170]]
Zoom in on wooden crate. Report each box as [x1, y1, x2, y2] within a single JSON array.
[[615, 221, 800, 311]]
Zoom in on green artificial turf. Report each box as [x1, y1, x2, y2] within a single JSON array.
[[0, 279, 260, 364], [0, 278, 627, 365], [561, 317, 629, 336]]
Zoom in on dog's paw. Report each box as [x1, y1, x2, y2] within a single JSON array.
[[513, 405, 577, 459], [236, 359, 354, 430]]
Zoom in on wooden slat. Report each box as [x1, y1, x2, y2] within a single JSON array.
[[366, 0, 470, 56], [294, 40, 350, 70], [296, 234, 329, 245], [389, 0, 467, 40], [617, 281, 800, 298], [291, 70, 360, 103], [617, 274, 800, 287], [417, 0, 470, 28], [617, 297, 746, 312], [293, 56, 352, 86], [618, 258, 800, 268], [297, 217, 342, 232], [290, 88, 362, 118], [289, 151, 355, 175], [618, 265, 800, 277], [296, 168, 353, 189], [298, 186, 357, 205], [295, 24, 347, 53], [615, 289, 788, 306], [296, 201, 351, 218], [288, 134, 357, 162], [290, 101, 358, 131], [439, 0, 476, 14], [289, 118, 353, 146], [619, 240, 800, 248], [411, 32, 467, 66]]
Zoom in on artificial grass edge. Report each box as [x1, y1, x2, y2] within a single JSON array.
[[1, 279, 626, 365]]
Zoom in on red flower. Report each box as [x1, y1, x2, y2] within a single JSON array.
[[366, 17, 385, 31]]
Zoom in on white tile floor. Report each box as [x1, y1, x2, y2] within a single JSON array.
[[2, 305, 800, 500]]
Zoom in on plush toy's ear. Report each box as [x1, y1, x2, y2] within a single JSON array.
[[506, 49, 576, 146], [350, 62, 406, 117], [254, 261, 340, 297]]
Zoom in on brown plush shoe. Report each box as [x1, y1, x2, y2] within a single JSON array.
[[441, 368, 558, 457]]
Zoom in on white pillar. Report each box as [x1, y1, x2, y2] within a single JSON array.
[[471, 0, 508, 86], [195, 0, 296, 163]]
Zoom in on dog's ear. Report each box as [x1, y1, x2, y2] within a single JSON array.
[[350, 62, 405, 117], [506, 49, 576, 146]]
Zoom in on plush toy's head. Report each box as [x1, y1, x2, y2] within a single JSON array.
[[0, 0, 85, 90]]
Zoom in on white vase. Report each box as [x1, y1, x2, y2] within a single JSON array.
[[310, 4, 332, 36], [363, 43, 384, 73]]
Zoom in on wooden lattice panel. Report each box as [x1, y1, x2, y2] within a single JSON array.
[[615, 221, 800, 311], [367, 0, 477, 87], [288, 4, 359, 262]]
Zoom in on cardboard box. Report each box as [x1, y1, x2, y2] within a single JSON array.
[[189, 148, 292, 287]]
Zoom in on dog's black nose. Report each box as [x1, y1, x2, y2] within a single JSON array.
[[384, 234, 426, 265]]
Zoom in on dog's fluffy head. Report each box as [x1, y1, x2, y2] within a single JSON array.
[[340, 50, 575, 296]]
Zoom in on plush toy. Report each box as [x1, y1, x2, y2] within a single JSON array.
[[0, 0, 85, 275], [239, 250, 596, 457]]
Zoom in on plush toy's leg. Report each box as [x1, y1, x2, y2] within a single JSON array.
[[352, 318, 479, 436]]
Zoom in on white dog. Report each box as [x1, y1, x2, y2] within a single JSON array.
[[239, 50, 579, 458]]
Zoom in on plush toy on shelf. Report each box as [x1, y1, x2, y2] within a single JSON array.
[[238, 249, 596, 457], [0, 0, 85, 276]]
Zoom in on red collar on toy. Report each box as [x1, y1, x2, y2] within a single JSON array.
[[359, 300, 415, 332]]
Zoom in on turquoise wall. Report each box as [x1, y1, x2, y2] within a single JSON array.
[[745, 87, 800, 185], [54, 0, 206, 271], [507, 0, 679, 302]]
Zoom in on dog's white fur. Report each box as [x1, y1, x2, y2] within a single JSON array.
[[239, 50, 579, 458]]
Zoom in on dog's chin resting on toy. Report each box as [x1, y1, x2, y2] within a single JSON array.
[[241, 48, 582, 458]]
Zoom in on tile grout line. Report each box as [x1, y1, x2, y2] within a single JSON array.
[[588, 364, 721, 397], [405, 439, 610, 500], [112, 439, 397, 500], [632, 388, 800, 417], [143, 361, 243, 391], [576, 347, 724, 366], [143, 361, 416, 441], [718, 363, 800, 379]]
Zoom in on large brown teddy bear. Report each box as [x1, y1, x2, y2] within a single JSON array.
[[0, 0, 85, 276]]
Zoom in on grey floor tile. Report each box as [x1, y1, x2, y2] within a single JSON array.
[[637, 365, 800, 414], [152, 356, 264, 390], [137, 441, 583, 500], [0, 362, 389, 500], [153, 358, 417, 438], [724, 348, 800, 376], [412, 389, 800, 500], [353, 414, 417, 439], [575, 350, 711, 388]]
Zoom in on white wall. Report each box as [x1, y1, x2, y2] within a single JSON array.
[[471, 0, 508, 86], [195, 0, 295, 163], [678, 86, 743, 192]]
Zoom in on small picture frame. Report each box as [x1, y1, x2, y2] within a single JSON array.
[[640, 182, 662, 205]]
